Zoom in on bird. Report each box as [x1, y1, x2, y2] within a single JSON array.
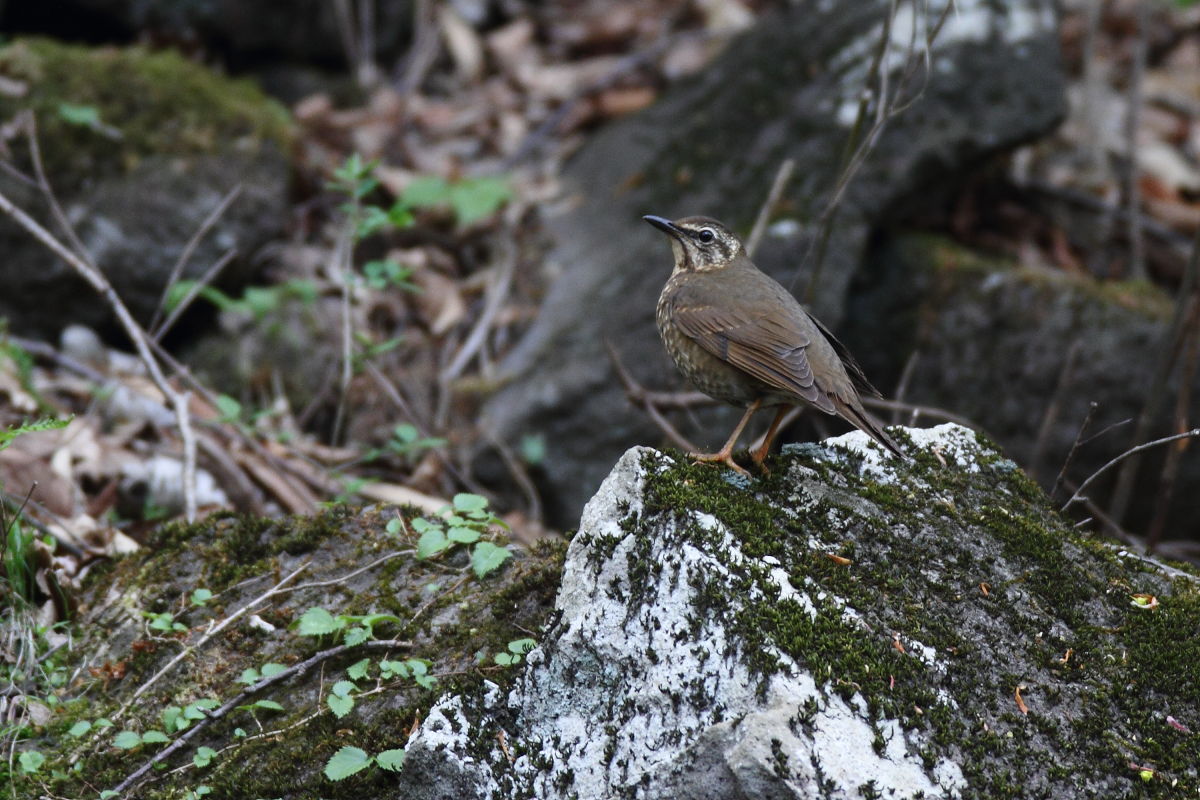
[[644, 214, 903, 474]]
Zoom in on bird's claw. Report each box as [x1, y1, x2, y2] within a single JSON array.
[[689, 450, 751, 477]]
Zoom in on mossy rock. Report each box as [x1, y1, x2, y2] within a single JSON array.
[[0, 37, 293, 340], [845, 231, 1193, 544], [0, 37, 291, 186], [14, 505, 565, 798]]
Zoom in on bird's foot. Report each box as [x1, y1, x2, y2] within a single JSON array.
[[689, 449, 751, 477]]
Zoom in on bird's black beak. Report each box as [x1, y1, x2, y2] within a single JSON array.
[[643, 215, 684, 239]]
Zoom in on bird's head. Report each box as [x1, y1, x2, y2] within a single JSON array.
[[643, 215, 744, 274]]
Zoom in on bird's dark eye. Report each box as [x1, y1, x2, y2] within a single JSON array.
[[698, 228, 715, 244]]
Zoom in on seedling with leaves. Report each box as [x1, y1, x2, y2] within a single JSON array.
[[324, 744, 406, 781], [402, 493, 514, 579], [295, 607, 402, 647], [494, 638, 537, 666]]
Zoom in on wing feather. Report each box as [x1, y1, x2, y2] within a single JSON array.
[[668, 283, 836, 414]]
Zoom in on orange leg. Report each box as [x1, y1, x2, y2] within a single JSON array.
[[690, 399, 762, 476], [750, 405, 792, 471]]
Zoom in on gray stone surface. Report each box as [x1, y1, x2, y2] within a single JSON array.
[[483, 0, 1067, 524], [401, 425, 1200, 798], [845, 232, 1199, 545]]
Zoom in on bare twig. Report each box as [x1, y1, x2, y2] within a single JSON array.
[[860, 395, 979, 429], [149, 184, 243, 335], [331, 224, 356, 446], [891, 350, 920, 426], [606, 340, 700, 452], [1052, 401, 1098, 501], [152, 247, 238, 342], [746, 159, 795, 258], [1062, 428, 1200, 512], [1123, 0, 1149, 282], [1030, 338, 1081, 481], [0, 186, 199, 521], [798, 0, 955, 298], [443, 239, 515, 382], [397, 0, 439, 94]]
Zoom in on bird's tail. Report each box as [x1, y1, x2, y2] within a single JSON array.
[[832, 397, 907, 460]]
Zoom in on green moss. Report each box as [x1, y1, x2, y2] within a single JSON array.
[[0, 37, 291, 188], [635, 440, 1200, 798]]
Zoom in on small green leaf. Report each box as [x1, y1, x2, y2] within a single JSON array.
[[247, 700, 284, 712], [402, 176, 451, 208], [494, 653, 517, 666], [508, 638, 537, 654], [447, 526, 481, 544], [215, 394, 242, 423], [67, 720, 92, 737], [347, 659, 371, 680], [297, 607, 343, 636], [471, 541, 512, 578], [18, 750, 45, 773], [417, 528, 450, 559], [375, 748, 406, 772], [343, 626, 371, 646], [57, 102, 101, 128], [94, 718, 114, 729], [519, 434, 546, 465], [259, 663, 287, 679], [141, 730, 169, 745], [453, 493, 489, 513], [324, 745, 372, 781], [327, 693, 355, 719], [113, 731, 142, 749], [190, 588, 213, 606], [193, 747, 218, 768], [379, 659, 410, 679], [449, 176, 511, 225], [237, 668, 261, 685]]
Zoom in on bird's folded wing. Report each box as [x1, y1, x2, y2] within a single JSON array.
[[670, 298, 836, 414]]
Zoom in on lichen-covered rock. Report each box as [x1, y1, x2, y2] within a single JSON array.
[[482, 0, 1067, 525], [402, 424, 1200, 799]]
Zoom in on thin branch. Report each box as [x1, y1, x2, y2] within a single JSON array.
[[1030, 338, 1081, 481], [891, 349, 920, 426], [606, 340, 700, 452], [1062, 428, 1200, 512], [0, 184, 198, 521], [746, 159, 795, 258], [150, 184, 243, 336], [152, 247, 238, 342], [442, 239, 515, 381], [1052, 401, 1097, 501], [1123, 0, 1149, 282]]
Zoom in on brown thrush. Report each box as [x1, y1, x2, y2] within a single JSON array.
[[644, 214, 903, 474]]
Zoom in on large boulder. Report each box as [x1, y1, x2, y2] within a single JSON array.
[[403, 425, 1200, 798], [482, 0, 1067, 524], [0, 38, 291, 341], [844, 232, 1198, 548]]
